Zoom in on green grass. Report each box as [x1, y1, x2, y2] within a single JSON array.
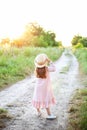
[[0, 46, 64, 89], [68, 89, 87, 130], [80, 89, 87, 130], [0, 108, 12, 129], [0, 108, 7, 114], [67, 88, 87, 130], [75, 48, 87, 130], [74, 48, 87, 74], [68, 48, 87, 130]]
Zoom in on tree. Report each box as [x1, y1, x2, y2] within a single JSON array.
[[12, 39, 24, 47], [21, 22, 61, 47], [1, 38, 10, 45], [24, 22, 44, 36], [71, 35, 87, 47], [42, 31, 57, 46], [74, 43, 83, 49], [71, 35, 82, 46], [79, 37, 87, 47], [22, 22, 44, 46], [57, 41, 63, 47]]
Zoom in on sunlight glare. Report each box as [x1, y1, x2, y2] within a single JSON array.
[[0, 21, 25, 39], [0, 0, 87, 47]]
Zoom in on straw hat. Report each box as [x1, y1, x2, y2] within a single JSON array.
[[34, 53, 50, 68]]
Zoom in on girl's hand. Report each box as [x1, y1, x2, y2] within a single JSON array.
[[46, 58, 51, 63]]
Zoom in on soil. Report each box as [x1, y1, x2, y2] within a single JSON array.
[[0, 49, 82, 130]]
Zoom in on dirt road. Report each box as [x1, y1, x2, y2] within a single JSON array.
[[0, 49, 82, 130]]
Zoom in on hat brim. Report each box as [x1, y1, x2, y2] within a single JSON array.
[[34, 61, 47, 68]]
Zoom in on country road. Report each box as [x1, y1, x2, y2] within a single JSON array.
[[0, 49, 82, 130]]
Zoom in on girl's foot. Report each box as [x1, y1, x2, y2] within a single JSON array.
[[46, 114, 56, 120], [37, 112, 42, 117]]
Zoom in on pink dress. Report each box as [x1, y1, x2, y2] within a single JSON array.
[[32, 64, 56, 108]]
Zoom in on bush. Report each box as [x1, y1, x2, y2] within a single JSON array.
[[74, 43, 83, 49]]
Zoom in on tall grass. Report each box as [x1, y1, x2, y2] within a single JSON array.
[[79, 89, 87, 130], [0, 46, 64, 89], [74, 48, 87, 74], [68, 88, 87, 130], [68, 48, 87, 130]]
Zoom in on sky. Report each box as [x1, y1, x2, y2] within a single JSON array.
[[0, 0, 87, 46]]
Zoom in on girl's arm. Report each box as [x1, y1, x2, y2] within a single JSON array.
[[48, 62, 56, 72]]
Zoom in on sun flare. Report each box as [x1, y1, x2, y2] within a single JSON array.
[[0, 0, 87, 47], [0, 0, 28, 40], [0, 22, 25, 40]]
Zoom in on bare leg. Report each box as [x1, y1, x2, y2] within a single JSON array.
[[37, 108, 40, 113], [46, 107, 56, 119], [36, 108, 41, 116], [46, 107, 51, 115]]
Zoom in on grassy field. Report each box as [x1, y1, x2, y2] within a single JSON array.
[[68, 48, 87, 130], [0, 108, 12, 128], [74, 48, 87, 74], [0, 46, 64, 89]]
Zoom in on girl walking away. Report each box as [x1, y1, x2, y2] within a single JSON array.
[[32, 53, 56, 120]]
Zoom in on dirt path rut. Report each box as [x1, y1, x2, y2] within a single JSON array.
[[0, 49, 82, 130]]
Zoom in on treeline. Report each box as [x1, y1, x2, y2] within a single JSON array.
[[71, 35, 87, 48], [0, 22, 62, 48]]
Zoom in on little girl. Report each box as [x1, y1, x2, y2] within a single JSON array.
[[32, 53, 56, 120]]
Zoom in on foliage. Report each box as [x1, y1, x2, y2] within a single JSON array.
[[57, 41, 62, 47], [25, 22, 44, 36], [74, 43, 83, 49], [0, 38, 10, 45], [68, 48, 87, 130], [79, 37, 87, 47], [71, 35, 87, 47], [80, 89, 87, 130], [68, 88, 87, 130], [0, 22, 62, 48], [0, 108, 7, 114], [71, 35, 82, 45], [31, 35, 48, 47], [22, 23, 60, 47], [74, 48, 87, 74], [0, 107, 11, 129]]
